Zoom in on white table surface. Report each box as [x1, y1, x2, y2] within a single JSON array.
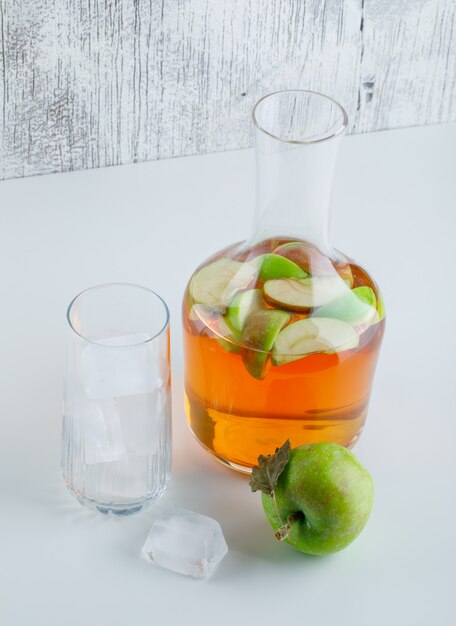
[[1, 123, 455, 626]]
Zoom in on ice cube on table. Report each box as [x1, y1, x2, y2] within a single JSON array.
[[81, 334, 157, 399], [78, 398, 127, 464], [141, 508, 228, 579]]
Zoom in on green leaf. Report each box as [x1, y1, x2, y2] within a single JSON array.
[[249, 440, 291, 496]]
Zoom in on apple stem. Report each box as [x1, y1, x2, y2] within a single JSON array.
[[275, 512, 304, 542]]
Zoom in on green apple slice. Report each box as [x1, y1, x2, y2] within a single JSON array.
[[188, 303, 220, 322], [241, 310, 291, 379], [214, 315, 242, 354], [251, 253, 308, 281], [313, 286, 377, 327], [263, 276, 348, 312], [272, 317, 359, 365], [226, 289, 263, 332], [377, 290, 386, 321], [190, 258, 257, 308], [274, 241, 354, 287], [188, 303, 242, 353], [273, 241, 332, 274]]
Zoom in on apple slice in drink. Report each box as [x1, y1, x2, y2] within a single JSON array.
[[251, 253, 308, 281], [274, 241, 330, 274], [263, 276, 348, 312], [190, 258, 258, 308], [214, 316, 243, 354], [313, 286, 377, 327], [189, 303, 242, 353], [241, 310, 291, 379], [226, 289, 263, 332], [188, 303, 219, 322], [272, 317, 359, 365], [274, 241, 354, 287], [377, 290, 386, 321]]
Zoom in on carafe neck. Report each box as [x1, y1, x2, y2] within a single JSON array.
[[247, 91, 347, 259]]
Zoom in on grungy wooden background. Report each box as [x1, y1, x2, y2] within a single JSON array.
[[0, 0, 455, 180]]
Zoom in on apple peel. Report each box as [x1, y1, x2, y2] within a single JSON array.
[[190, 258, 257, 308], [251, 441, 375, 555]]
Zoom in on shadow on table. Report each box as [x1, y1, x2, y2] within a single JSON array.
[[39, 437, 328, 580]]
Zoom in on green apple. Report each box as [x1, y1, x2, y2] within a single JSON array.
[[261, 443, 374, 555], [251, 253, 308, 281], [272, 317, 359, 365], [226, 289, 263, 332], [274, 241, 354, 287], [313, 286, 377, 327], [190, 258, 257, 308], [241, 310, 290, 379], [263, 276, 348, 312]]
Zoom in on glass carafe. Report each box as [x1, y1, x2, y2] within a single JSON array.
[[182, 90, 385, 473]]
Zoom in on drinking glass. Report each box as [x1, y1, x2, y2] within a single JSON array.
[[62, 283, 171, 515]]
